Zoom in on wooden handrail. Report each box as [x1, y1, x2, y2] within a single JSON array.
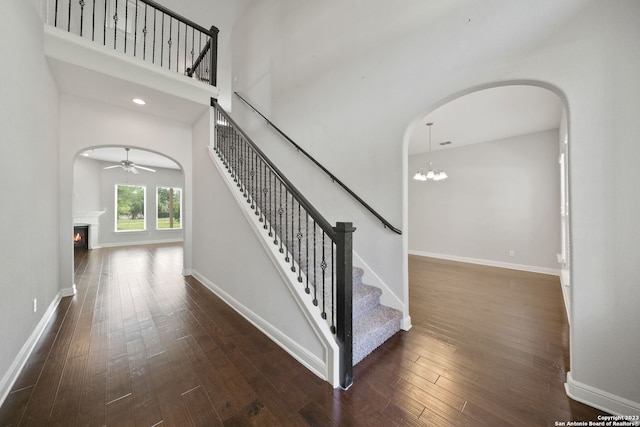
[[137, 0, 218, 36], [212, 99, 336, 238], [234, 92, 402, 235]]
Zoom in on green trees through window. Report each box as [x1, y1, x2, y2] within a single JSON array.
[[116, 184, 146, 231], [157, 187, 182, 229]]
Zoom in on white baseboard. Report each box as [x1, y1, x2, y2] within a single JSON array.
[[209, 147, 340, 386], [401, 315, 412, 331], [409, 250, 560, 276], [190, 270, 327, 382], [99, 238, 184, 248], [565, 372, 640, 416], [559, 269, 571, 325], [62, 284, 77, 297], [0, 292, 63, 408]]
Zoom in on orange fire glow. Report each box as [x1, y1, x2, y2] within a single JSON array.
[[73, 233, 82, 243]]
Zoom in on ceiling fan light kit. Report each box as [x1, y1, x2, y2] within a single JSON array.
[[103, 147, 156, 174]]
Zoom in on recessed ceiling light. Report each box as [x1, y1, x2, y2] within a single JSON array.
[[132, 98, 146, 105]]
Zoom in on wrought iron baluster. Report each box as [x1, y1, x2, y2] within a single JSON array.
[[189, 28, 195, 75], [176, 21, 181, 73], [79, 0, 85, 37], [249, 150, 255, 210], [161, 14, 165, 67], [296, 203, 302, 279], [184, 23, 188, 75], [284, 191, 290, 263], [311, 221, 316, 298], [124, 0, 128, 53], [262, 163, 268, 229], [273, 180, 282, 247], [305, 213, 309, 289], [167, 17, 172, 70], [268, 170, 274, 236], [134, 0, 138, 56], [142, 4, 148, 60], [290, 199, 297, 273], [113, 0, 117, 49], [257, 159, 263, 219], [239, 138, 246, 196], [235, 132, 241, 186], [55, 0, 59, 27], [102, 0, 106, 45], [197, 32, 202, 78], [67, 0, 71, 32], [321, 233, 327, 314], [92, 0, 96, 41], [152, 9, 156, 63]]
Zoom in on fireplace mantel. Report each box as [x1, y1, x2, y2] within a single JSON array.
[[73, 210, 105, 249]]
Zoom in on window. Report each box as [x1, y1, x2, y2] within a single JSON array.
[[156, 187, 182, 230], [115, 184, 146, 231]]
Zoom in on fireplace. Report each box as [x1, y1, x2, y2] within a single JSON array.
[[73, 225, 89, 250], [73, 210, 105, 250]]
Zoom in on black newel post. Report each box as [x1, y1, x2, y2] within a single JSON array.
[[209, 26, 219, 87], [334, 221, 355, 389]]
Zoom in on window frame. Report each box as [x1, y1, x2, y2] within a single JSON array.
[[114, 183, 147, 232], [155, 186, 183, 231]]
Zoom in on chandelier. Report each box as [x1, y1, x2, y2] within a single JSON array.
[[413, 122, 448, 181]]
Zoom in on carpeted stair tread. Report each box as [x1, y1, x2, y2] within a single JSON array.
[[353, 305, 403, 365], [353, 267, 365, 286], [353, 282, 382, 320]]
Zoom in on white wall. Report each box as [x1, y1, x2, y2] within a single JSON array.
[[73, 156, 102, 211], [409, 129, 561, 273], [0, 0, 61, 402], [59, 94, 193, 288], [190, 110, 327, 377], [231, 0, 640, 413], [158, 0, 253, 109]]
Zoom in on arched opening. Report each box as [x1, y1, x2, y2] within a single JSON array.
[[407, 84, 567, 278], [403, 82, 574, 410], [72, 146, 185, 264]]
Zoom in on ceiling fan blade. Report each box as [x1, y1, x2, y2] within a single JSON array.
[[103, 165, 121, 170], [130, 166, 140, 174], [135, 165, 156, 173]]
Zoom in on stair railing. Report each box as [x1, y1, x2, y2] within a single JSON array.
[[49, 0, 218, 86], [212, 99, 354, 389], [234, 92, 402, 235]]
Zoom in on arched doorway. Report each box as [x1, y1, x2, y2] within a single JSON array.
[[72, 146, 184, 255], [402, 82, 575, 416], [407, 84, 568, 287]]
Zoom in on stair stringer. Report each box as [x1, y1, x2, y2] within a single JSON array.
[[207, 146, 341, 387], [352, 252, 412, 331]]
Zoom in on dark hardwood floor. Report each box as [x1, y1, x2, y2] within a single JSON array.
[[0, 245, 606, 426]]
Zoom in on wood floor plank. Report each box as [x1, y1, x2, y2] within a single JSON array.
[[47, 354, 88, 427], [182, 385, 222, 427], [0, 245, 611, 426]]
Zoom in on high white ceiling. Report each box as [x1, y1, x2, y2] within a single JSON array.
[[408, 85, 563, 155]]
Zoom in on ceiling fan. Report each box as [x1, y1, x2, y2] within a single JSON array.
[[103, 148, 156, 174]]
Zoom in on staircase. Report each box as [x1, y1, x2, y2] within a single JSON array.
[[352, 267, 402, 365], [211, 100, 403, 386]]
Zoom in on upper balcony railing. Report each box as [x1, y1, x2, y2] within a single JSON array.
[[49, 0, 218, 86]]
